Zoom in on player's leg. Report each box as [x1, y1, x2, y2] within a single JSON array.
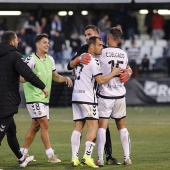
[[71, 104, 85, 166], [4, 117, 34, 167], [98, 97, 121, 165], [105, 127, 121, 165], [114, 98, 131, 165], [0, 116, 12, 146], [20, 119, 40, 156], [40, 105, 61, 163], [115, 118, 131, 165], [81, 104, 99, 168], [37, 116, 61, 163], [82, 118, 99, 168], [97, 118, 109, 166], [6, 117, 23, 159], [71, 120, 85, 166], [20, 103, 42, 157]]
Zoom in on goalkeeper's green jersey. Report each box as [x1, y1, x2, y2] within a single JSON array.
[[23, 53, 52, 103]]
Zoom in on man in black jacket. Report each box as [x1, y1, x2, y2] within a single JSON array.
[[0, 31, 48, 168], [67, 25, 132, 165]]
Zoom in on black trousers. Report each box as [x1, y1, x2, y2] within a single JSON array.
[[0, 115, 22, 159]]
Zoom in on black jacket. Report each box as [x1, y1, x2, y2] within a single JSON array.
[[0, 43, 45, 118], [67, 44, 107, 70]]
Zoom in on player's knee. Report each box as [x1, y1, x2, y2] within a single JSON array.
[[34, 125, 40, 132]]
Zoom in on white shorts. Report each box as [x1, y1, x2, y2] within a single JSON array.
[[26, 103, 49, 119], [98, 97, 126, 119], [72, 103, 99, 121]]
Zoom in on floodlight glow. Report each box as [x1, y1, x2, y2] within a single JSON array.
[[81, 10, 88, 15], [58, 11, 67, 16], [0, 11, 21, 16], [68, 11, 73, 16], [139, 10, 148, 14], [158, 9, 170, 15]]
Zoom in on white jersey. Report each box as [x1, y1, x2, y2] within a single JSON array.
[[24, 53, 56, 71], [97, 47, 128, 98], [72, 53, 102, 105]]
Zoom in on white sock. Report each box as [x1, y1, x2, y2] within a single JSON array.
[[20, 148, 28, 156], [84, 141, 95, 157], [97, 128, 106, 161], [71, 130, 81, 158], [119, 128, 131, 160], [19, 155, 25, 161], [46, 148, 54, 157]]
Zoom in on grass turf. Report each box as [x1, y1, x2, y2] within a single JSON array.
[[0, 107, 170, 170]]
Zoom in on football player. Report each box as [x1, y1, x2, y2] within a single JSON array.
[[67, 25, 132, 165], [71, 36, 122, 168], [97, 27, 132, 166]]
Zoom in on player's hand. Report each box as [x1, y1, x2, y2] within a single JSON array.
[[42, 87, 48, 98], [112, 64, 123, 76], [120, 68, 132, 83], [65, 77, 73, 87], [73, 53, 91, 65]]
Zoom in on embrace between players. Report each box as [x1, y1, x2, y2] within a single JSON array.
[[0, 25, 132, 169], [68, 25, 132, 168]]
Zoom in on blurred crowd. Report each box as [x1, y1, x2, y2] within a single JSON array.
[[0, 7, 170, 77]]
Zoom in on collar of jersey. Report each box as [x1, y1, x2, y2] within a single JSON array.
[[35, 52, 46, 61], [108, 46, 119, 48]]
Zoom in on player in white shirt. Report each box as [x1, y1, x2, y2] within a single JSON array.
[[71, 36, 122, 168], [97, 27, 132, 166]]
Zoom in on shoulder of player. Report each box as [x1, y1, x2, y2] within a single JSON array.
[[102, 46, 126, 53], [90, 56, 100, 65], [77, 44, 88, 53], [46, 54, 54, 61], [24, 54, 34, 61]]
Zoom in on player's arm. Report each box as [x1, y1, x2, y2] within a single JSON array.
[[95, 65, 123, 85], [67, 45, 91, 70], [68, 53, 92, 70], [52, 70, 73, 87], [69, 58, 77, 69]]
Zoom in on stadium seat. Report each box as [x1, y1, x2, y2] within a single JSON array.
[[151, 46, 164, 59], [139, 34, 150, 41], [155, 39, 167, 48], [135, 39, 143, 48], [143, 40, 155, 48], [140, 46, 151, 58], [123, 40, 132, 48]]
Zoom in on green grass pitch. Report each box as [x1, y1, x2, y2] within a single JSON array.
[[0, 107, 170, 170]]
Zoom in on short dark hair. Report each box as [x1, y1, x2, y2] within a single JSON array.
[[88, 36, 102, 47], [109, 27, 122, 40], [1, 31, 16, 44], [34, 33, 49, 44], [84, 25, 100, 35]]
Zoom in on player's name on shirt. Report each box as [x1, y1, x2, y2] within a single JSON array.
[[105, 52, 125, 58], [107, 83, 124, 89]]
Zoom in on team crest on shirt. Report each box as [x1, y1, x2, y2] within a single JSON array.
[[38, 111, 42, 115]]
